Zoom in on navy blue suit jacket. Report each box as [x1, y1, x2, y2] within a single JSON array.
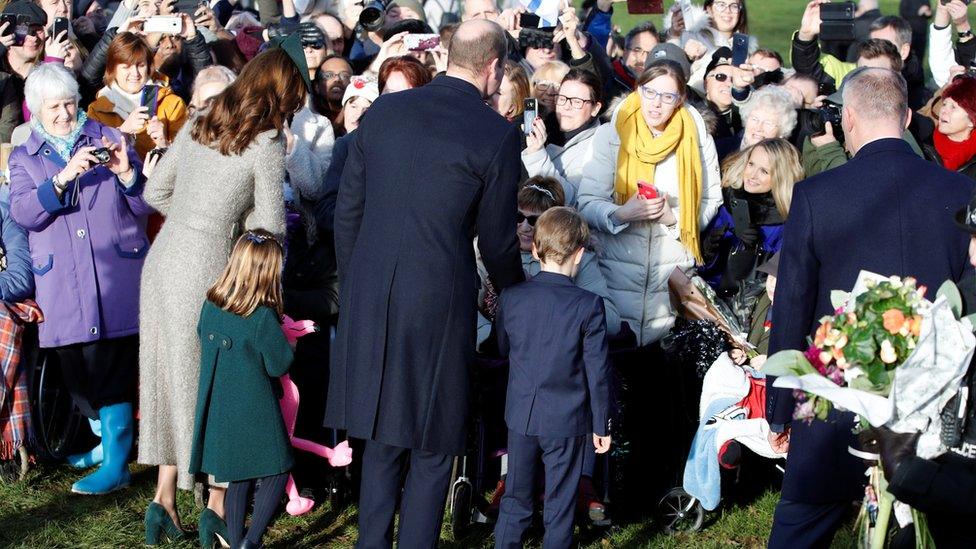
[[767, 138, 975, 503], [496, 271, 612, 439]]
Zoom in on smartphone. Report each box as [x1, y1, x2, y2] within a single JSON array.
[[519, 12, 541, 28], [729, 195, 751, 233], [819, 1, 855, 41], [52, 17, 70, 43], [637, 181, 658, 199], [626, 0, 663, 15], [403, 33, 440, 51], [522, 98, 538, 136], [731, 33, 749, 67], [143, 15, 182, 34], [0, 14, 16, 38], [141, 85, 159, 114]]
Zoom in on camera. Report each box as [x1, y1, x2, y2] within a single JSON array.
[[808, 100, 844, 141], [359, 0, 387, 32], [91, 147, 112, 164]]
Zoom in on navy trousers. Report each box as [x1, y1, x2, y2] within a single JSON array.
[[768, 498, 851, 549], [355, 440, 453, 549], [495, 430, 585, 549]]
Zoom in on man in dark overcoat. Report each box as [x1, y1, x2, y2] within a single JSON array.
[[766, 66, 975, 548], [326, 19, 524, 548]]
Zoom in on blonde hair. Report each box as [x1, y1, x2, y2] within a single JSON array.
[[721, 138, 804, 218], [531, 60, 570, 88], [206, 229, 285, 317], [533, 207, 589, 265]]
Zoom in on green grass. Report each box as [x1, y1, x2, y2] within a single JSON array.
[[0, 462, 860, 548], [605, 0, 903, 68]]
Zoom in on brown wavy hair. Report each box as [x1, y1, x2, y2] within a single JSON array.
[[191, 48, 307, 155], [206, 229, 284, 317]]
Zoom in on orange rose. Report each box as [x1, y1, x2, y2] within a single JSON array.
[[815, 321, 833, 347], [882, 309, 906, 335], [909, 315, 922, 337]]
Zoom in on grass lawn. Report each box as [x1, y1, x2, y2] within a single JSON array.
[[0, 462, 860, 548]]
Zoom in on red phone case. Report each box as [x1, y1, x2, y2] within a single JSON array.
[[637, 182, 658, 199], [626, 0, 663, 15]]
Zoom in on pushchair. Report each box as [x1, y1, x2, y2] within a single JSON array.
[[656, 351, 786, 534]]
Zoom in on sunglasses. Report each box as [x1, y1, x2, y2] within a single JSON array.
[[516, 212, 540, 226], [303, 40, 326, 50]]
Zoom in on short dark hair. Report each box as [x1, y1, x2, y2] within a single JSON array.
[[447, 19, 508, 75], [519, 176, 565, 212], [857, 38, 903, 72], [870, 15, 913, 48], [624, 21, 659, 49], [560, 68, 604, 105]]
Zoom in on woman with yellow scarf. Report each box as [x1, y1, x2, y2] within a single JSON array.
[[577, 61, 722, 348]]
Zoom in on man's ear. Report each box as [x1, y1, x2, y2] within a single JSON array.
[[904, 107, 912, 130], [531, 243, 540, 262], [573, 247, 585, 266]]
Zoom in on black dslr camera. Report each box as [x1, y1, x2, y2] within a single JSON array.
[[359, 0, 387, 32], [809, 100, 844, 141]]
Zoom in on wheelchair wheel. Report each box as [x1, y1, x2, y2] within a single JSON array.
[[656, 487, 704, 534], [450, 479, 473, 538], [29, 348, 84, 461]]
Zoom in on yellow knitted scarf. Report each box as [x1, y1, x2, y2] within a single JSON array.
[[614, 92, 703, 262]]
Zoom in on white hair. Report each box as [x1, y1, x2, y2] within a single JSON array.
[[193, 65, 238, 92], [24, 63, 80, 116], [739, 85, 798, 138]]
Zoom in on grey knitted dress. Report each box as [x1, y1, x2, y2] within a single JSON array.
[[137, 126, 286, 489]]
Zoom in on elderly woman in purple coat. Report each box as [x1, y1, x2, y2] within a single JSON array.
[[8, 63, 152, 495]]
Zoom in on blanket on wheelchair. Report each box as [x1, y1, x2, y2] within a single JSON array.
[[0, 300, 42, 459], [682, 353, 783, 510]]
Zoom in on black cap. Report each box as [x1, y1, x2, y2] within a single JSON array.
[[706, 47, 733, 77], [3, 0, 47, 26], [645, 43, 691, 81], [955, 194, 976, 235]]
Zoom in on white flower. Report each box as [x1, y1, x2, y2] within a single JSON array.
[[880, 340, 898, 364], [888, 276, 904, 289]]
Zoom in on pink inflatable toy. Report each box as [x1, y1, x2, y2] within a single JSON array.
[[280, 315, 354, 516]]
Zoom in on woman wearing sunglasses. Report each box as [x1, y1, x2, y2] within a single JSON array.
[[522, 68, 603, 208], [703, 47, 742, 140], [577, 60, 722, 350]]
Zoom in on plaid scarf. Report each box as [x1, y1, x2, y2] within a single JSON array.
[[0, 300, 43, 460]]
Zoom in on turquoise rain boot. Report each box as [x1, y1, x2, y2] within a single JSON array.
[[71, 403, 132, 495], [66, 417, 103, 469]]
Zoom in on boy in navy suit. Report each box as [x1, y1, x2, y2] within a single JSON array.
[[493, 207, 612, 549]]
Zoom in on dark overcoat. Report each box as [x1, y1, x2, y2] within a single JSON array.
[[189, 302, 295, 482], [767, 138, 975, 503], [325, 75, 525, 456]]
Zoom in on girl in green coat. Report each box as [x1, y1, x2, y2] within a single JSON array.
[[188, 229, 294, 549]]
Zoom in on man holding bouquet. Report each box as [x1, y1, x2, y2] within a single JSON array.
[[765, 67, 975, 549]]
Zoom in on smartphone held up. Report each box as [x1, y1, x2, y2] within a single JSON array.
[[626, 0, 663, 14]]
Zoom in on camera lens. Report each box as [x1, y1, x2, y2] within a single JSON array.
[[359, 0, 386, 32]]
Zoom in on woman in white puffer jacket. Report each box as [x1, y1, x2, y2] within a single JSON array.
[[577, 61, 722, 347]]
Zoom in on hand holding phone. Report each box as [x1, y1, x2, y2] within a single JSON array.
[[52, 17, 70, 43], [403, 33, 440, 51], [522, 98, 538, 136], [637, 181, 658, 199], [143, 15, 182, 34], [731, 33, 749, 67]]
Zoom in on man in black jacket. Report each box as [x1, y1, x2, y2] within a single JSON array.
[[327, 19, 524, 548]]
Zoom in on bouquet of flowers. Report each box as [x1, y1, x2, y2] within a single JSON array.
[[763, 271, 976, 548]]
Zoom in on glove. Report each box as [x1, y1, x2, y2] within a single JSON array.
[[299, 21, 326, 48], [733, 223, 760, 248], [860, 426, 920, 480], [700, 225, 726, 264]]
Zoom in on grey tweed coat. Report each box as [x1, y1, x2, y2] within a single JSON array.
[[137, 126, 286, 490]]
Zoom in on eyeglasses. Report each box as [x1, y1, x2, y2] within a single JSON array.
[[303, 41, 326, 50], [626, 47, 651, 59], [516, 212, 540, 226], [556, 95, 593, 109], [712, 2, 741, 13], [708, 72, 730, 82], [534, 81, 558, 92], [746, 115, 779, 132], [323, 71, 351, 81], [639, 86, 680, 105]]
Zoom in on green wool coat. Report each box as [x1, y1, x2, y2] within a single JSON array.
[[188, 301, 294, 483]]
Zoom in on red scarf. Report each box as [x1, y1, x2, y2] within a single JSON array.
[[934, 129, 976, 171], [612, 59, 636, 90]]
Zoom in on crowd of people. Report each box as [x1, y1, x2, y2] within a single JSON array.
[[0, 0, 974, 547]]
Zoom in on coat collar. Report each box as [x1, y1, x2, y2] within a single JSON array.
[[430, 74, 484, 101], [531, 271, 574, 286], [853, 137, 912, 160], [24, 118, 103, 156]]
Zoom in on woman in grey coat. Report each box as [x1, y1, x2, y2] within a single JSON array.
[[137, 45, 308, 545]]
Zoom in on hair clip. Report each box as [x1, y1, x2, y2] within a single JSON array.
[[525, 184, 555, 201], [243, 231, 281, 247]]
